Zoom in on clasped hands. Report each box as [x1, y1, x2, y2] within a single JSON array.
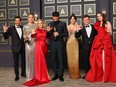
[[54, 31, 59, 37]]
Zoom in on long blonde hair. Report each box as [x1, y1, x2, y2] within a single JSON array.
[[36, 19, 46, 29]]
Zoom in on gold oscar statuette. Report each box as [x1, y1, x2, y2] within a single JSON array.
[[54, 27, 56, 32], [53, 27, 57, 40]]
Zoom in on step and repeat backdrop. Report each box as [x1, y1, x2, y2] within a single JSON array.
[[42, 0, 98, 25], [111, 0, 116, 50], [0, 0, 30, 51], [42, 0, 116, 51], [42, 0, 98, 50], [42, 0, 98, 45], [0, 0, 116, 67], [0, 0, 116, 52]]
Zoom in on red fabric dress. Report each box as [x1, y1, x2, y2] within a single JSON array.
[[85, 22, 116, 82], [23, 29, 51, 86]]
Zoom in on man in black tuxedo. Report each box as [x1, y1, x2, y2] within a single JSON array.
[[2, 16, 26, 81], [47, 11, 68, 81], [75, 15, 97, 79]]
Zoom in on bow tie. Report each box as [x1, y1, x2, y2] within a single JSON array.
[[85, 25, 90, 28], [16, 26, 21, 28]]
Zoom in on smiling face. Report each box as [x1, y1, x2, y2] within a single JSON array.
[[28, 14, 34, 23], [14, 18, 21, 26], [37, 20, 43, 28], [97, 13, 103, 22], [70, 16, 76, 24]]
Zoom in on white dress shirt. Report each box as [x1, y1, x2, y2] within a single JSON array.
[[85, 24, 92, 38], [15, 25, 22, 39]]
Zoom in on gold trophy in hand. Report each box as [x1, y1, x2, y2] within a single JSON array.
[[53, 27, 58, 41], [24, 30, 30, 44]]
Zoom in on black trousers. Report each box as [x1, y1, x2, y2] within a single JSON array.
[[82, 50, 91, 74], [50, 41, 65, 77], [12, 49, 25, 77]]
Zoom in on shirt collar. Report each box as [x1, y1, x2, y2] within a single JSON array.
[[85, 24, 91, 28], [15, 25, 21, 28]]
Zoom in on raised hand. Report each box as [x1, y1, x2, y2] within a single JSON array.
[[67, 26, 72, 36], [76, 25, 82, 32], [31, 29, 36, 34], [3, 25, 9, 32], [78, 25, 83, 30], [46, 26, 52, 32], [100, 21, 103, 26]]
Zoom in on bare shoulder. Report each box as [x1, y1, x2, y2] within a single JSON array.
[[106, 21, 111, 25], [105, 21, 112, 28]]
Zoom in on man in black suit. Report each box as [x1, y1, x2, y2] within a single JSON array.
[[75, 15, 97, 79], [47, 11, 68, 82], [2, 16, 26, 81]]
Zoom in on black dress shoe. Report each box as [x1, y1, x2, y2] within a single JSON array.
[[15, 77, 19, 81], [21, 73, 26, 77], [51, 75, 58, 80], [59, 77, 64, 82]]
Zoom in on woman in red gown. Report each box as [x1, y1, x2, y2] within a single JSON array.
[[23, 19, 51, 86], [85, 11, 116, 82]]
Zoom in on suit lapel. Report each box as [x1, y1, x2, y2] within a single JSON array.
[[20, 26, 23, 39], [58, 21, 61, 27], [57, 21, 62, 30], [55, 21, 60, 31], [84, 24, 94, 39], [13, 26, 21, 40], [90, 25, 94, 39], [83, 26, 89, 38]]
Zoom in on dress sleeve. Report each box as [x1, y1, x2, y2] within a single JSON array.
[[94, 22, 100, 30], [2, 27, 12, 39], [31, 30, 37, 38]]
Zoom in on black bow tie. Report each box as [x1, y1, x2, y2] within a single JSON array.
[[85, 25, 90, 28], [16, 26, 21, 28]]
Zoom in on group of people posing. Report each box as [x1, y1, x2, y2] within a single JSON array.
[[2, 11, 116, 86]]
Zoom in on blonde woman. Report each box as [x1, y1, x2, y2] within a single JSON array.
[[23, 19, 50, 86], [23, 13, 36, 80]]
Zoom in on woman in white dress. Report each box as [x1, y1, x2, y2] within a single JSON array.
[[23, 13, 36, 80]]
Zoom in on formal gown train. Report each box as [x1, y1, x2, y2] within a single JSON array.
[[23, 29, 51, 86], [85, 22, 116, 82]]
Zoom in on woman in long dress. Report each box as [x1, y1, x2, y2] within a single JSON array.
[[23, 19, 51, 86], [23, 13, 36, 80], [85, 11, 116, 82], [66, 14, 81, 79]]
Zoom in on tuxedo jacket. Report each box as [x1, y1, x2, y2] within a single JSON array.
[[75, 25, 97, 51], [47, 21, 68, 43], [2, 25, 25, 52]]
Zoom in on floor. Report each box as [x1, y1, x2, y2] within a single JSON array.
[[0, 67, 116, 87]]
